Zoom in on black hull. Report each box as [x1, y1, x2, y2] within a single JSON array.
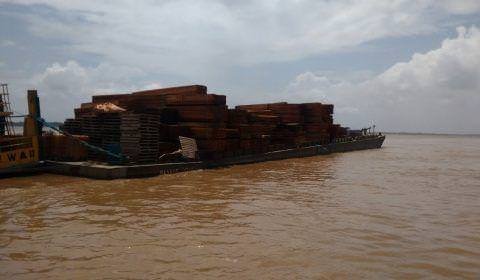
[[0, 162, 46, 178], [326, 135, 385, 153]]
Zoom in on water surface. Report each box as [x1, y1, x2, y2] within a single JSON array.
[[1, 134, 479, 279]]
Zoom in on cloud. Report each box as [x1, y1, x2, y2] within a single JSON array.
[[285, 26, 480, 134], [28, 60, 157, 121], [3, 0, 480, 74], [1, 40, 15, 47], [1, 1, 479, 132], [437, 0, 480, 14]]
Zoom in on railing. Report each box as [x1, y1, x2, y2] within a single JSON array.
[[333, 134, 382, 144]]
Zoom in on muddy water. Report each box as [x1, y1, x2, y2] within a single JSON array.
[[0, 134, 479, 279]]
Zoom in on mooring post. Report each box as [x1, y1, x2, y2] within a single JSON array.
[[24, 89, 43, 159]]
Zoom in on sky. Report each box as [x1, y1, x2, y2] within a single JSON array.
[[0, 0, 479, 134]]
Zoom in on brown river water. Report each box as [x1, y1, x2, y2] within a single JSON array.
[[0, 134, 479, 279]]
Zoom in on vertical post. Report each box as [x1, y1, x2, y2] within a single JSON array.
[[0, 95, 4, 136], [27, 90, 42, 133], [24, 89, 43, 159]]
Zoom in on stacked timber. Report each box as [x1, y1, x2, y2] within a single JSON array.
[[231, 101, 344, 151], [41, 134, 88, 161], [301, 103, 334, 144], [61, 119, 82, 135], [237, 102, 303, 124], [120, 113, 161, 163], [66, 104, 123, 160], [99, 112, 122, 159], [130, 85, 230, 160], [61, 84, 349, 164], [80, 115, 102, 159], [234, 103, 304, 152], [226, 109, 274, 156]]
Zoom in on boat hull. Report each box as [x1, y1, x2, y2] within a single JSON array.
[[326, 135, 385, 153], [2, 135, 385, 179], [42, 135, 386, 179]]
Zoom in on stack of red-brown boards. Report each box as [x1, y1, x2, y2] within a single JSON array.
[[120, 113, 161, 163], [61, 84, 348, 163], [41, 135, 89, 161]]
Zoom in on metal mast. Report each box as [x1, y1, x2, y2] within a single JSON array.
[[0, 83, 15, 136]]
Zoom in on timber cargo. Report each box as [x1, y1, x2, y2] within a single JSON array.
[[1, 84, 385, 179]]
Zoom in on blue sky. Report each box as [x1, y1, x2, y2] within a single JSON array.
[[1, 0, 479, 133]]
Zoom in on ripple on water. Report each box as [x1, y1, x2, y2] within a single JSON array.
[[0, 134, 480, 279]]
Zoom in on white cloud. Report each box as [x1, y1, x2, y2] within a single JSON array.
[[2, 1, 479, 132], [438, 0, 480, 14], [3, 0, 480, 74], [285, 26, 480, 134], [28, 61, 158, 121]]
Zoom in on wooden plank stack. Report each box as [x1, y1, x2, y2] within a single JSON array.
[[61, 119, 82, 135], [41, 134, 88, 161], [61, 84, 349, 163], [99, 112, 122, 147], [232, 102, 332, 151], [300, 103, 334, 144], [120, 113, 161, 163]]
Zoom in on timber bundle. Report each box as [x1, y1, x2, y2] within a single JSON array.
[[56, 85, 348, 163]]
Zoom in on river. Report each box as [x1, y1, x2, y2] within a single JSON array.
[[0, 134, 479, 279]]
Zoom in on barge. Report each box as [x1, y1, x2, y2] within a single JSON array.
[[41, 134, 383, 179], [1, 84, 385, 179]]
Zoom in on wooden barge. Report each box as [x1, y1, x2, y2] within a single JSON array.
[[1, 84, 386, 179]]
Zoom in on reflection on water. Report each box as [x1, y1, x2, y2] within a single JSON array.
[[0, 134, 479, 279]]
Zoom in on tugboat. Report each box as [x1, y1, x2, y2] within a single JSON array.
[[0, 84, 42, 176]]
